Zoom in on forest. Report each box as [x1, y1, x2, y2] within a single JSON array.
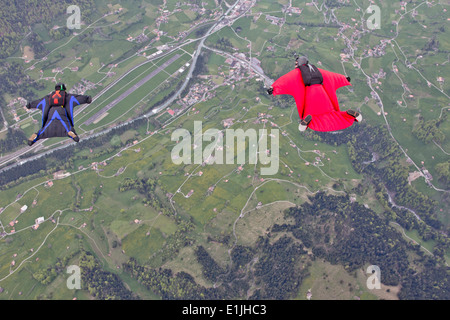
[[123, 235, 309, 300], [32, 248, 136, 300], [122, 191, 449, 300], [0, 128, 27, 154], [278, 192, 450, 299], [307, 122, 450, 257], [0, 61, 45, 102], [0, 0, 95, 59], [78, 250, 136, 300], [29, 190, 448, 300], [435, 161, 450, 189], [412, 114, 447, 144], [119, 122, 449, 300]]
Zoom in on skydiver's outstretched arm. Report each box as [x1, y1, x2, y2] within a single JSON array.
[[64, 94, 92, 128], [26, 95, 49, 111], [319, 69, 352, 91], [67, 94, 92, 106]]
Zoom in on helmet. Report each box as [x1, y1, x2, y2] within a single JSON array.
[[297, 56, 308, 66], [55, 83, 67, 91]]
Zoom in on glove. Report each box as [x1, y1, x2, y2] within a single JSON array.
[[26, 102, 31, 109], [267, 87, 273, 95], [86, 96, 92, 104], [346, 76, 351, 83]]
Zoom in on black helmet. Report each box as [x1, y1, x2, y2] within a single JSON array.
[[297, 56, 308, 65], [55, 83, 67, 91]]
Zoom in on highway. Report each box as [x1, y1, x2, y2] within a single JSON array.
[[0, 0, 247, 173]]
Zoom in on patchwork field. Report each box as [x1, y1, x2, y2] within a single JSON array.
[[0, 0, 448, 300]]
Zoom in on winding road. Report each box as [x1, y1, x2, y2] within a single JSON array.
[[0, 0, 248, 173]]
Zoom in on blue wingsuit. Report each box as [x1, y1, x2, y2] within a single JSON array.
[[26, 83, 92, 146]]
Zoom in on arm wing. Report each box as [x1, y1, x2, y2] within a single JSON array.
[[319, 68, 351, 111], [27, 97, 47, 111], [271, 68, 306, 118], [62, 94, 91, 127], [27, 96, 49, 126], [67, 94, 92, 107]]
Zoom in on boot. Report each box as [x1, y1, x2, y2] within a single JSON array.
[[28, 133, 37, 146], [299, 114, 312, 132], [68, 131, 80, 142], [346, 110, 362, 122]]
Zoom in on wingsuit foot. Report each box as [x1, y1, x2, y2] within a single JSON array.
[[299, 115, 312, 132], [68, 131, 80, 142], [28, 133, 37, 146], [346, 110, 362, 122], [267, 87, 273, 95]]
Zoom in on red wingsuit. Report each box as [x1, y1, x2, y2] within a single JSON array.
[[271, 68, 356, 132]]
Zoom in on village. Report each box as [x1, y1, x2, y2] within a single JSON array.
[[168, 50, 265, 117]]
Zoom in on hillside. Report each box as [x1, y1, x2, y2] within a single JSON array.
[[0, 0, 448, 301]]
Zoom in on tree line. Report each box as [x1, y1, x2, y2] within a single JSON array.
[[307, 122, 449, 252], [0, 0, 95, 59], [275, 192, 450, 299], [412, 114, 447, 144], [123, 234, 309, 300], [78, 250, 136, 300], [0, 61, 45, 102], [0, 128, 27, 154], [29, 192, 449, 300], [0, 117, 147, 189]]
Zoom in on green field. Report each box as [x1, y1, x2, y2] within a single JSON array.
[[0, 0, 449, 300]]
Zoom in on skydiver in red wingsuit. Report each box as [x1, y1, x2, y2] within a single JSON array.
[[267, 56, 362, 132]]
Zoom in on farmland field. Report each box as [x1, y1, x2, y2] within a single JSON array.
[[0, 0, 448, 302]]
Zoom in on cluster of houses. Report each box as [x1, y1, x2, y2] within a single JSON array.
[[175, 51, 264, 113], [70, 79, 97, 95]]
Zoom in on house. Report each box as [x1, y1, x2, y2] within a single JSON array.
[[35, 217, 45, 225], [53, 170, 70, 179], [20, 205, 28, 213], [306, 289, 312, 300]]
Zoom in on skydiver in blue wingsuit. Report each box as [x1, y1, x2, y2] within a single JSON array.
[[26, 83, 92, 146]]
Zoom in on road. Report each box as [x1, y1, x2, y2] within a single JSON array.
[[150, 0, 244, 115], [0, 0, 248, 173], [83, 54, 182, 126], [324, 1, 448, 194]]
